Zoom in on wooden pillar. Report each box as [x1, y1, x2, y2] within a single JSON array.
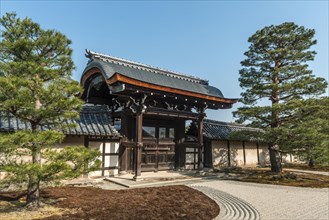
[[194, 147, 197, 169], [134, 110, 143, 180], [83, 136, 89, 177], [256, 142, 260, 165], [203, 138, 213, 168], [119, 141, 127, 174], [84, 136, 89, 148], [175, 119, 185, 169], [197, 114, 205, 169], [119, 113, 128, 174], [102, 141, 105, 176], [242, 141, 246, 165], [227, 140, 231, 167]]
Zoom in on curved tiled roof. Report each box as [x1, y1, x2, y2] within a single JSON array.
[[203, 119, 262, 140], [85, 49, 208, 84], [82, 50, 225, 99], [187, 119, 263, 141], [0, 105, 120, 137]]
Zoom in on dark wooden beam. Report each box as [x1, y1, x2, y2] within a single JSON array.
[[145, 107, 199, 119], [175, 119, 186, 169], [197, 113, 205, 169], [227, 140, 231, 167], [102, 141, 105, 176], [84, 136, 89, 148], [243, 141, 246, 165], [194, 147, 197, 170], [87, 137, 120, 142], [134, 108, 143, 180], [203, 138, 213, 168], [119, 142, 127, 173], [256, 142, 260, 165]]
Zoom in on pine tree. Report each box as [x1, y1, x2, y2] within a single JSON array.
[[0, 13, 100, 207], [277, 97, 329, 166], [234, 22, 327, 172]]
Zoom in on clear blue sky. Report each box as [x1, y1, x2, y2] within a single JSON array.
[[1, 0, 328, 122]]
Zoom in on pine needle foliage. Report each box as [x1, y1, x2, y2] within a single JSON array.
[[276, 97, 329, 166], [0, 13, 101, 207]]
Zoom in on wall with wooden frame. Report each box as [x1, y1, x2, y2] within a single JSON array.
[[185, 145, 199, 169], [210, 140, 298, 168], [86, 138, 120, 177], [211, 140, 269, 167], [0, 136, 120, 180]]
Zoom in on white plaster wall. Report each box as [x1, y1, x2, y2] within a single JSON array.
[[245, 142, 258, 165], [212, 140, 273, 168], [0, 136, 85, 180], [54, 136, 85, 148], [282, 153, 298, 164], [108, 143, 119, 176], [258, 143, 270, 166], [88, 141, 120, 177], [212, 140, 229, 167], [230, 141, 244, 166], [0, 136, 120, 180], [88, 141, 103, 177]]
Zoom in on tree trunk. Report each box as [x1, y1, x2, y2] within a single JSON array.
[[269, 144, 282, 172], [308, 158, 315, 167], [26, 97, 42, 207], [269, 62, 282, 173], [26, 144, 41, 207], [26, 174, 40, 207]]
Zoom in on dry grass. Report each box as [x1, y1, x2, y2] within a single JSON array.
[[0, 200, 76, 220]]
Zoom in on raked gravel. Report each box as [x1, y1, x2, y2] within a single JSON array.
[[188, 180, 329, 220]]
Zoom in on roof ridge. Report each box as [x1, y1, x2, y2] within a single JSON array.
[[204, 119, 261, 130], [85, 49, 209, 85]]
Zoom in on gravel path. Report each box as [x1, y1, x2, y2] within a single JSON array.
[[190, 184, 260, 220], [189, 180, 329, 220]]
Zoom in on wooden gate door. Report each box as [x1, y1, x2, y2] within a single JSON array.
[[179, 142, 201, 170], [185, 144, 199, 169], [141, 138, 175, 172]]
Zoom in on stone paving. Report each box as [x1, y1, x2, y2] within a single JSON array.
[[189, 180, 329, 220]]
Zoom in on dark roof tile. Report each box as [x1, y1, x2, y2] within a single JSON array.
[[0, 105, 120, 137], [187, 119, 263, 141], [82, 50, 226, 99]]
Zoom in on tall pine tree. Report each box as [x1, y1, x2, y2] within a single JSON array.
[[234, 22, 327, 172], [0, 13, 100, 207]]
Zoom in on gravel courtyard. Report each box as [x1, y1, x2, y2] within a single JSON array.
[[189, 180, 329, 220]]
